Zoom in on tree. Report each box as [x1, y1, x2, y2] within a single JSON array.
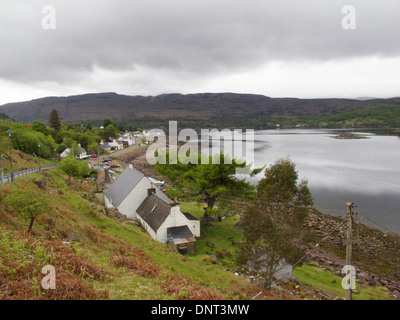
[[0, 113, 10, 120], [58, 155, 91, 182], [4, 185, 49, 233], [87, 141, 99, 154], [237, 158, 313, 288], [49, 109, 61, 133], [58, 155, 80, 183], [31, 120, 49, 136], [57, 143, 68, 154], [156, 152, 262, 226], [102, 118, 116, 129], [99, 125, 118, 140], [256, 157, 313, 207], [85, 122, 93, 131]]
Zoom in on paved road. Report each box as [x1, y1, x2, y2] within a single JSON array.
[[86, 138, 142, 169]]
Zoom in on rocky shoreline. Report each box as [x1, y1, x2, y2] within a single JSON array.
[[304, 210, 400, 299]]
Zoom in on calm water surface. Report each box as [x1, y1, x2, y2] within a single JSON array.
[[245, 129, 400, 235]]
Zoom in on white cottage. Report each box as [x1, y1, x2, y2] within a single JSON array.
[[119, 132, 136, 146], [136, 192, 200, 253], [136, 193, 200, 243], [103, 167, 200, 253], [103, 168, 169, 219], [60, 144, 88, 159]]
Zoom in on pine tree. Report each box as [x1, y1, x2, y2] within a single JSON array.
[[237, 158, 313, 288], [156, 152, 263, 227], [49, 109, 61, 132]]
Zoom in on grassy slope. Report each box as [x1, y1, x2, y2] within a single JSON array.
[[0, 171, 260, 300], [180, 203, 394, 300], [0, 168, 394, 300], [293, 264, 392, 300], [0, 149, 54, 174]]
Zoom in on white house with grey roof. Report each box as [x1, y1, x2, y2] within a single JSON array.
[[136, 193, 200, 243], [60, 144, 88, 160], [136, 192, 200, 253], [103, 167, 200, 253], [103, 167, 169, 219]]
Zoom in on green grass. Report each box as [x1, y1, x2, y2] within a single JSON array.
[[178, 202, 243, 281], [181, 202, 395, 300], [1, 172, 395, 300], [293, 263, 394, 300], [1, 150, 55, 174], [56, 198, 253, 299]]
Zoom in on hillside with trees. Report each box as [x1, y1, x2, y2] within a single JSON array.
[[0, 110, 125, 178], [1, 92, 400, 129]]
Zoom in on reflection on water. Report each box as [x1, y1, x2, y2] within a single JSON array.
[[210, 128, 400, 235]]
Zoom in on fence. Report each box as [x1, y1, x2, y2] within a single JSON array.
[[1, 165, 56, 186]]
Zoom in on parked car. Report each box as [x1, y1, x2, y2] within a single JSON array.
[[102, 158, 112, 163], [91, 154, 98, 158], [109, 162, 120, 168]]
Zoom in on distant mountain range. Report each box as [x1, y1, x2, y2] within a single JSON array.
[[1, 92, 400, 127]]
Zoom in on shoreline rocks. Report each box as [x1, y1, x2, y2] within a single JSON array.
[[304, 209, 400, 299]]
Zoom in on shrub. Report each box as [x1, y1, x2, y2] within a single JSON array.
[[3, 185, 49, 233]]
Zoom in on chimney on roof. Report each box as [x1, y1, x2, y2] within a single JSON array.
[[148, 182, 156, 196]]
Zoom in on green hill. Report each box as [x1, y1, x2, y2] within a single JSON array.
[[1, 92, 400, 129], [0, 169, 396, 300], [0, 170, 265, 300]]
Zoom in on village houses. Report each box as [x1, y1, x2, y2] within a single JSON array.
[[100, 137, 124, 153]]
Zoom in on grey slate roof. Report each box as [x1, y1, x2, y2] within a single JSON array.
[[167, 225, 196, 245], [103, 168, 144, 207], [182, 212, 199, 221], [136, 193, 171, 232], [167, 225, 194, 239]]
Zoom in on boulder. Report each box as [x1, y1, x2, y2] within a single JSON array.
[[391, 290, 400, 300], [210, 255, 218, 264]]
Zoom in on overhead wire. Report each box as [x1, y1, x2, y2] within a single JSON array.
[[251, 215, 347, 300]]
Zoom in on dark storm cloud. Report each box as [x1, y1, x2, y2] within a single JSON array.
[[1, 0, 400, 85]]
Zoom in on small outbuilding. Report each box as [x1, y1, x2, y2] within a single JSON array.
[[167, 225, 196, 255]]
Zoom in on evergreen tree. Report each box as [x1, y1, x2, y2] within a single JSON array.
[[49, 109, 61, 132], [156, 152, 262, 226], [237, 158, 313, 288]]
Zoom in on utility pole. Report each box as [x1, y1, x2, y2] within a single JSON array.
[[38, 142, 41, 170], [7, 130, 14, 182], [1, 154, 3, 187], [345, 201, 354, 300], [96, 145, 100, 192]]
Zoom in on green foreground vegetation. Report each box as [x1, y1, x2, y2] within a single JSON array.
[[293, 264, 393, 300], [0, 171, 258, 300], [0, 168, 395, 300]]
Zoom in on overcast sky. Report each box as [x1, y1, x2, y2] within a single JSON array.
[[1, 0, 400, 105]]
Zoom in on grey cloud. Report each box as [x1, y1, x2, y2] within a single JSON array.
[[1, 0, 400, 85]]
